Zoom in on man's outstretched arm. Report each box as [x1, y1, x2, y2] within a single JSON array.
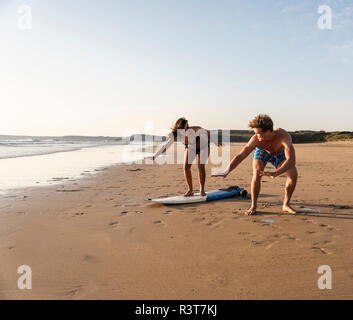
[[212, 136, 257, 178]]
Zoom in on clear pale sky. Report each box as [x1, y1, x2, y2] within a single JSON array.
[[1, 0, 352, 136]]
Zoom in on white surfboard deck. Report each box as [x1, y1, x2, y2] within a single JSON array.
[[150, 193, 207, 204], [148, 187, 244, 205]]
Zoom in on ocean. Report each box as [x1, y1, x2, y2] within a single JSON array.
[[0, 137, 150, 193]]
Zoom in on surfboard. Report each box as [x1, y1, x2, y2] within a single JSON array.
[[148, 186, 246, 205]]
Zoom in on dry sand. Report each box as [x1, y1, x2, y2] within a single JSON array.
[[1, 142, 353, 299]]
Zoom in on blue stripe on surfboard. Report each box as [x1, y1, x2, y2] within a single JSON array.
[[206, 187, 243, 201]]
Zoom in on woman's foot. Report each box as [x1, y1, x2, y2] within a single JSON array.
[[245, 206, 257, 215], [200, 189, 206, 196], [282, 204, 297, 214], [184, 190, 194, 197]]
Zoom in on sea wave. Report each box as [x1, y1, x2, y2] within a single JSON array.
[[0, 141, 126, 160]]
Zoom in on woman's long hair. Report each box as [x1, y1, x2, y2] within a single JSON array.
[[171, 117, 188, 138]]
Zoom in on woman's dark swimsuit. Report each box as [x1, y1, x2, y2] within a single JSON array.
[[185, 136, 210, 155]]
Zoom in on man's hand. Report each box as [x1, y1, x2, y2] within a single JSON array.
[[211, 170, 229, 179], [259, 171, 277, 179]]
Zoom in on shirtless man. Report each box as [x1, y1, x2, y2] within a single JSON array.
[[212, 114, 298, 215]]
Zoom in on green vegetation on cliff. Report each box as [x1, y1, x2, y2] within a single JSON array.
[[222, 130, 353, 143]]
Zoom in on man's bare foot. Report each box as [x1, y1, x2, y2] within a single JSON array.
[[282, 204, 297, 215], [184, 190, 194, 197], [245, 206, 257, 215], [200, 190, 206, 196]]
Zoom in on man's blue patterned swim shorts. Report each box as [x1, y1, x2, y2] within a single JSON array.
[[253, 148, 286, 168]]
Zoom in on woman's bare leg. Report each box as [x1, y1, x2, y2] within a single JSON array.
[[183, 148, 196, 196], [197, 148, 209, 196]]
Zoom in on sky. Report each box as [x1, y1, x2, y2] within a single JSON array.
[[0, 0, 352, 136]]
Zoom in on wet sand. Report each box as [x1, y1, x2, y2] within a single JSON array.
[[1, 142, 353, 299]]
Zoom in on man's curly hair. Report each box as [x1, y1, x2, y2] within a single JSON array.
[[249, 114, 273, 132]]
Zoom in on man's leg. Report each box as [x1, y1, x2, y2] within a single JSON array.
[[282, 166, 298, 214], [246, 159, 265, 215], [184, 148, 196, 196]]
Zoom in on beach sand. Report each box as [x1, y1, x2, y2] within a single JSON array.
[[1, 142, 353, 299]]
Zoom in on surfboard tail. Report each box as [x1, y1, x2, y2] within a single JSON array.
[[206, 187, 243, 201]]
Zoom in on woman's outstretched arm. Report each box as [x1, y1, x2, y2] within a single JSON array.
[[145, 136, 174, 160]]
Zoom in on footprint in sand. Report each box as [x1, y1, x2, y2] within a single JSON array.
[[319, 223, 337, 231], [260, 223, 270, 227], [109, 221, 119, 228], [301, 217, 315, 225], [66, 286, 83, 297], [322, 240, 332, 245], [74, 212, 86, 216], [266, 241, 279, 250], [299, 207, 321, 214], [192, 217, 205, 223], [120, 211, 128, 216], [206, 274, 228, 287], [261, 234, 299, 249], [205, 218, 222, 226], [251, 240, 264, 245], [311, 246, 331, 255], [153, 220, 166, 226], [56, 188, 83, 193], [313, 240, 333, 246], [83, 254, 98, 262], [259, 222, 278, 230], [279, 233, 297, 240], [191, 288, 197, 295], [280, 233, 290, 239]]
